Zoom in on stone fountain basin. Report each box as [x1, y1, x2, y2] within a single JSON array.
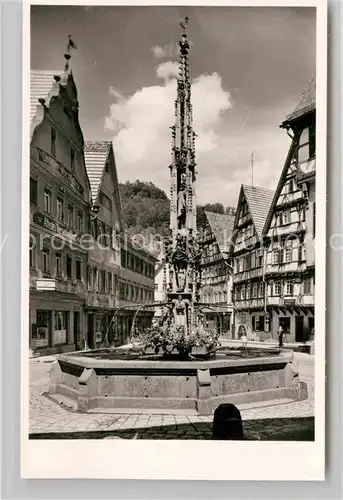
[[49, 350, 307, 415]]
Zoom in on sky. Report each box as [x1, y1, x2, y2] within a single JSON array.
[[31, 5, 316, 207]]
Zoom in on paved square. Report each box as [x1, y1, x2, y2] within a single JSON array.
[[29, 352, 314, 440]]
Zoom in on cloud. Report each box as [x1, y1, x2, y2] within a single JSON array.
[[151, 43, 177, 59], [156, 61, 179, 82], [105, 61, 289, 206]]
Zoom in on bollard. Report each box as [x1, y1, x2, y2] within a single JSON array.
[[212, 403, 244, 440]]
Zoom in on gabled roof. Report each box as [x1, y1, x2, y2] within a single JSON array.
[[241, 185, 274, 238], [285, 74, 316, 124], [84, 141, 112, 203], [30, 70, 61, 124], [205, 211, 236, 253]]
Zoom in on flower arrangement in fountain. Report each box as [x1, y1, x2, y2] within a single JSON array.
[[131, 323, 220, 358]]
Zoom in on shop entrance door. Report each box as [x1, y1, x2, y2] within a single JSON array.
[[295, 316, 305, 342]]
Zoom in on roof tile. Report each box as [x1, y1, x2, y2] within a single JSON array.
[[242, 185, 274, 237], [205, 211, 236, 253], [30, 70, 62, 124], [286, 74, 316, 122], [84, 141, 112, 203]]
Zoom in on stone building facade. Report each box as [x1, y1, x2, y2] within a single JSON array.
[[29, 55, 156, 356], [29, 63, 91, 355]]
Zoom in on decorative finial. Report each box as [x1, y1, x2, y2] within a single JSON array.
[[180, 16, 189, 32], [64, 34, 77, 72]]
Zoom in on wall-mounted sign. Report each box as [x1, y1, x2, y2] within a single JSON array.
[[36, 278, 56, 291]]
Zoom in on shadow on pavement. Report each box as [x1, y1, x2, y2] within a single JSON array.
[[29, 416, 314, 441]]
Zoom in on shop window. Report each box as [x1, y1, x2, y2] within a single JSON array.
[[264, 315, 271, 332], [76, 260, 82, 280], [253, 315, 264, 332], [36, 310, 51, 348], [54, 311, 68, 345], [44, 189, 51, 214], [30, 177, 38, 205]]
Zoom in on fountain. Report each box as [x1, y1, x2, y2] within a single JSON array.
[[49, 18, 307, 415]]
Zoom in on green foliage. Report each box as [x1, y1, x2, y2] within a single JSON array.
[[119, 180, 233, 242]]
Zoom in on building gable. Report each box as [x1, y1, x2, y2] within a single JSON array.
[[84, 141, 124, 233], [30, 69, 91, 204]]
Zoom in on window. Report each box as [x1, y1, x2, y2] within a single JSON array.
[[252, 283, 258, 298], [67, 205, 74, 227], [264, 315, 271, 332], [76, 211, 83, 232], [30, 245, 35, 268], [309, 122, 316, 158], [76, 260, 82, 280], [298, 245, 304, 262], [44, 189, 51, 214], [57, 197, 64, 221], [258, 282, 264, 298], [30, 178, 38, 205], [274, 281, 282, 296], [50, 128, 56, 156], [42, 249, 50, 273], [66, 255, 72, 278], [285, 247, 292, 263], [251, 251, 256, 269], [108, 273, 112, 294], [273, 249, 279, 264], [283, 211, 291, 224], [70, 149, 75, 172], [246, 284, 251, 299], [285, 280, 294, 295], [241, 285, 246, 300], [257, 250, 263, 267], [56, 252, 62, 275], [36, 310, 51, 348], [100, 270, 106, 293], [54, 312, 67, 345], [278, 249, 284, 264], [88, 267, 93, 289], [303, 278, 312, 294], [254, 316, 264, 332], [288, 179, 294, 193]]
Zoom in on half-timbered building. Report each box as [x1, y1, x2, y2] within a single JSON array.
[[262, 75, 316, 342], [231, 185, 274, 340], [199, 211, 236, 335]]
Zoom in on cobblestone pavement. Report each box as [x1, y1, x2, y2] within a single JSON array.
[[29, 353, 314, 440]]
